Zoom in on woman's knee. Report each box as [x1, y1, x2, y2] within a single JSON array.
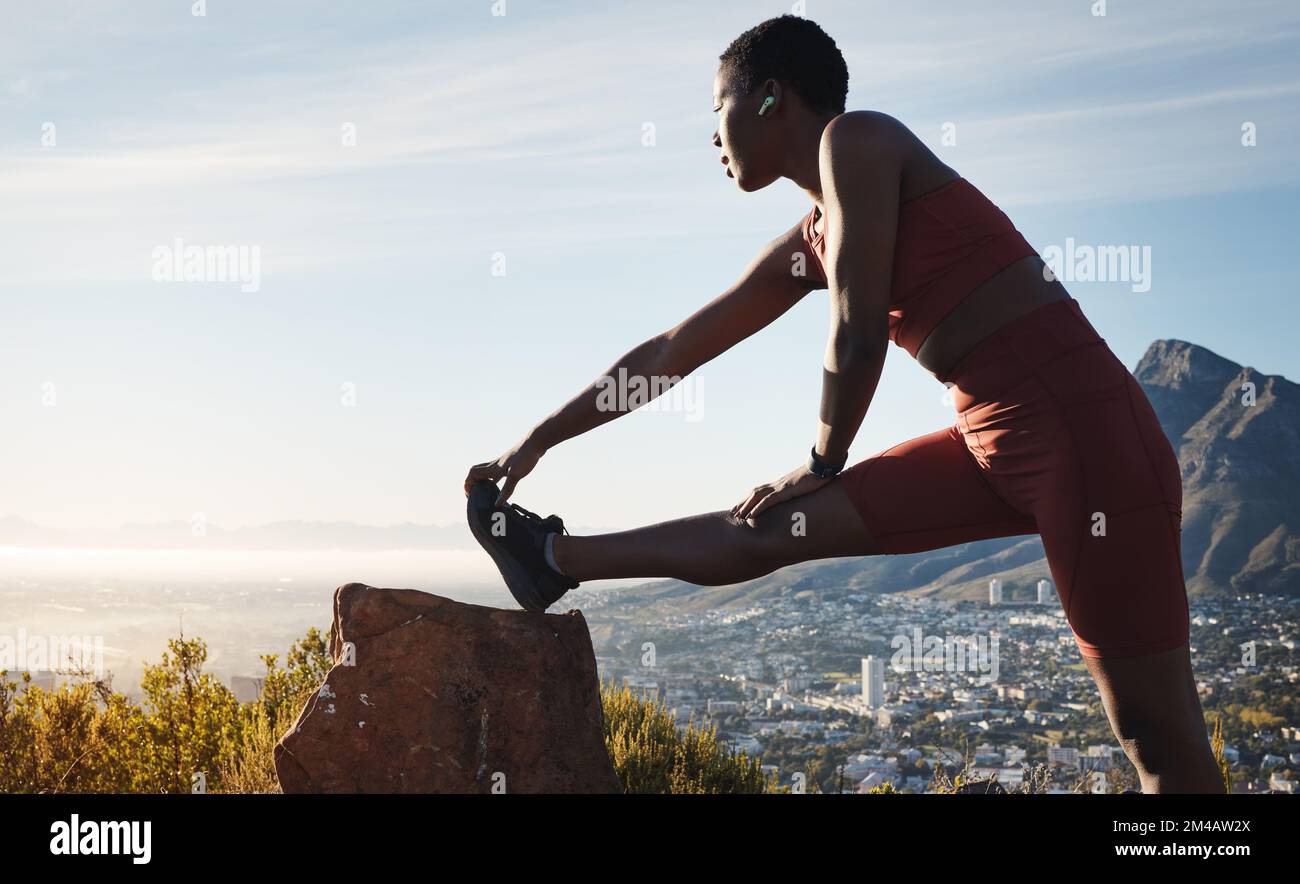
[[729, 511, 809, 569]]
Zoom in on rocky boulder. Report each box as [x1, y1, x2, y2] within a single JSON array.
[[274, 583, 621, 794]]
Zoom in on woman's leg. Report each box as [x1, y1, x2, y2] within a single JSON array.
[[1084, 643, 1225, 793], [553, 478, 881, 585], [1004, 314, 1212, 790], [552, 424, 1039, 585], [1038, 498, 1217, 791], [1041, 475, 1218, 792]]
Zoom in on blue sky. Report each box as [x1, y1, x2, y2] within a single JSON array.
[[3, 0, 1298, 538]]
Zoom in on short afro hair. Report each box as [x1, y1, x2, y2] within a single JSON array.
[[718, 15, 848, 116]]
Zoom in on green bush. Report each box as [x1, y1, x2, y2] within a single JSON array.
[[0, 628, 330, 794], [600, 679, 774, 794]]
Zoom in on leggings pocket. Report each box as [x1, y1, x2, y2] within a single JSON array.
[[1123, 372, 1184, 515]]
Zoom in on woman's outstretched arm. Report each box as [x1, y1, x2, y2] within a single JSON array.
[[527, 220, 819, 451]]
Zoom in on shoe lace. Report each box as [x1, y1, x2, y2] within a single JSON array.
[[506, 500, 569, 535]]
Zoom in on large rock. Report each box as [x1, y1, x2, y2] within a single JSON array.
[[274, 583, 621, 794]]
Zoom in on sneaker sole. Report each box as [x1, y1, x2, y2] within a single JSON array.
[[466, 483, 549, 613]]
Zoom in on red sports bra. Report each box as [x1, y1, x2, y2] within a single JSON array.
[[802, 177, 1038, 360]]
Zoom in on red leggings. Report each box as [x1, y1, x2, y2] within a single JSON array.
[[838, 297, 1189, 659]]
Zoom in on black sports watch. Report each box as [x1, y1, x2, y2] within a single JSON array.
[[807, 445, 848, 479]]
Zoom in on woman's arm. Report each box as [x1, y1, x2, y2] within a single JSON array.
[[814, 112, 905, 465], [526, 220, 818, 454], [521, 335, 672, 455], [466, 338, 672, 503]]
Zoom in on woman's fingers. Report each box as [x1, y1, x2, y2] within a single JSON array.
[[732, 486, 771, 522], [747, 489, 784, 520], [497, 471, 522, 506], [749, 482, 796, 519], [463, 461, 504, 496], [729, 493, 750, 520], [750, 475, 825, 519]]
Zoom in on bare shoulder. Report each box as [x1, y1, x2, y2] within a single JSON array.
[[819, 111, 912, 158], [816, 112, 910, 212], [819, 111, 949, 201]]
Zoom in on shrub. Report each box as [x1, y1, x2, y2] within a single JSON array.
[[600, 679, 774, 794]]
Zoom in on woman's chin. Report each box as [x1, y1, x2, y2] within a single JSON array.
[[730, 168, 773, 193]]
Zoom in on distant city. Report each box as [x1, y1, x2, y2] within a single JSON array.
[[576, 581, 1300, 794]]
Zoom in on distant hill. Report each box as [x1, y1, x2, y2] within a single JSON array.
[[0, 515, 67, 546], [0, 515, 470, 550], [0, 516, 613, 551], [613, 338, 1300, 612]]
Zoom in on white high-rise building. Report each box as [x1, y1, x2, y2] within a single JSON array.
[[861, 656, 885, 709], [1037, 579, 1055, 604], [988, 578, 1003, 605]]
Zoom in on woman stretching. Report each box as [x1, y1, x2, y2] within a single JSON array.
[[463, 15, 1223, 793]]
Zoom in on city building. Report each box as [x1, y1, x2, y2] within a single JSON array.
[[861, 656, 885, 709], [1047, 745, 1079, 768]]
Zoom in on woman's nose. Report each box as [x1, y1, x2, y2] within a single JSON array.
[[711, 131, 721, 148]]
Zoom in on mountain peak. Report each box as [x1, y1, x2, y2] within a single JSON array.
[[1133, 339, 1251, 445], [1134, 339, 1242, 390]]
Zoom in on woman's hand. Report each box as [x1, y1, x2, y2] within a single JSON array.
[[464, 438, 546, 505], [730, 463, 831, 523]]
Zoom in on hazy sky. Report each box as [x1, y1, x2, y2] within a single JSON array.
[[3, 0, 1298, 538]]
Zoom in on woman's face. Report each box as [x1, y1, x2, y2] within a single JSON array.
[[712, 69, 778, 193]]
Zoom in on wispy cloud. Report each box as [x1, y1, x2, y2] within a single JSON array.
[[4, 0, 1297, 286]]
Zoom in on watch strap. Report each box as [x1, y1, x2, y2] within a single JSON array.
[[808, 445, 847, 479]]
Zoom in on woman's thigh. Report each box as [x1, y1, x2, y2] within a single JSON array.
[[739, 425, 1037, 575], [1031, 361, 1190, 658], [829, 424, 1038, 556]]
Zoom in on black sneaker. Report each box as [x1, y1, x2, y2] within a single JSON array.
[[466, 479, 580, 613]]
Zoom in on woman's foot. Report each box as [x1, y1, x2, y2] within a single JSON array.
[[465, 480, 580, 612]]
